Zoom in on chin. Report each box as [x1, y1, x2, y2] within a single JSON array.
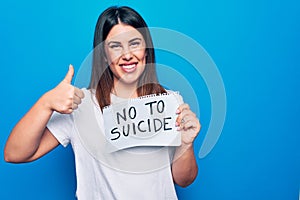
[[119, 78, 139, 86]]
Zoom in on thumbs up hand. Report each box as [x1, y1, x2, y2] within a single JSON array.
[[45, 64, 85, 114]]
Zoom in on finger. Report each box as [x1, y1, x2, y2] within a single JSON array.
[[177, 113, 199, 128], [65, 108, 73, 114], [176, 110, 196, 125], [181, 119, 200, 132], [181, 120, 196, 130], [73, 95, 82, 105], [63, 64, 74, 84], [72, 103, 78, 110], [74, 87, 85, 99], [181, 114, 193, 124], [176, 103, 190, 114], [177, 114, 193, 128], [181, 109, 196, 118]]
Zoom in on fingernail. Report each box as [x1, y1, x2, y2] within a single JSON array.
[[176, 109, 180, 114], [175, 122, 179, 126]]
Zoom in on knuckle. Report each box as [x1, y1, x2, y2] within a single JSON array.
[[66, 99, 73, 106], [60, 105, 68, 112]]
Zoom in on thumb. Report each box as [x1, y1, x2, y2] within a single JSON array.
[[63, 64, 74, 84]]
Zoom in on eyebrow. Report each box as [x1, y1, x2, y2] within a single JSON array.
[[107, 41, 121, 46], [128, 37, 142, 43], [107, 37, 142, 45]]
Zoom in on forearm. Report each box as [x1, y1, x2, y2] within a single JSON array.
[[172, 144, 198, 187], [4, 65, 83, 163], [4, 93, 53, 162]]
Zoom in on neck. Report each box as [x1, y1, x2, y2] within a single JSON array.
[[113, 80, 138, 99]]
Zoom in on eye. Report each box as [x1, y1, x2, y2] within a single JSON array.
[[129, 41, 141, 48], [109, 43, 122, 50]]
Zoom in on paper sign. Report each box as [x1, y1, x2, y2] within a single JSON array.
[[103, 93, 182, 152]]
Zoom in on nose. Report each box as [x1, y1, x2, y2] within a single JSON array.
[[121, 46, 133, 61]]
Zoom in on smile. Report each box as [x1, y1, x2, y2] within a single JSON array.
[[119, 62, 138, 73]]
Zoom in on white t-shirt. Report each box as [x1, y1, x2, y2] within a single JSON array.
[[47, 89, 182, 200]]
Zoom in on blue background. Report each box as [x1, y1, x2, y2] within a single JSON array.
[[1, 0, 299, 199]]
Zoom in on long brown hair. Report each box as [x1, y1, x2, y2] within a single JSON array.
[[89, 6, 166, 110]]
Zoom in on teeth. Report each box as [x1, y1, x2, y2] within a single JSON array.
[[122, 64, 136, 69]]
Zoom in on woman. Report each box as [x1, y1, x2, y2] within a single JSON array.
[[4, 6, 201, 199]]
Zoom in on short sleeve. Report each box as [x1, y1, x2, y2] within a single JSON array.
[[47, 111, 74, 147]]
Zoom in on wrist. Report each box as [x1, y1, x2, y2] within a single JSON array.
[[176, 142, 194, 154], [173, 142, 195, 162], [39, 91, 54, 112], [180, 141, 194, 149]]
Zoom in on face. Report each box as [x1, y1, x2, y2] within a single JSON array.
[[105, 23, 147, 87]]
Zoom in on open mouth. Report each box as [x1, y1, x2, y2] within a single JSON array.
[[119, 62, 138, 73]]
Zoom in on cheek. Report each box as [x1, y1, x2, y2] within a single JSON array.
[[108, 64, 120, 79], [105, 53, 116, 64], [105, 48, 119, 64], [135, 49, 147, 63]]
